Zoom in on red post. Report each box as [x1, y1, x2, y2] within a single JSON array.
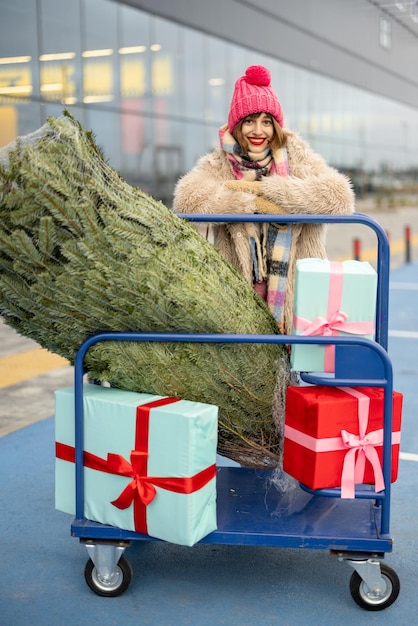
[[353, 238, 361, 261], [405, 226, 411, 263]]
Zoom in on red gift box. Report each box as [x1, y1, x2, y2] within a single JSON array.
[[283, 385, 402, 498]]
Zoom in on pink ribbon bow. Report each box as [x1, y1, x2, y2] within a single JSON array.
[[338, 387, 385, 498]]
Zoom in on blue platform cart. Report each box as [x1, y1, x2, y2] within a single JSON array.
[[69, 213, 400, 610]]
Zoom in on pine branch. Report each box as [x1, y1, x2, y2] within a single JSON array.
[[0, 111, 289, 469]]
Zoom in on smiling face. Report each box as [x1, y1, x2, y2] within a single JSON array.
[[240, 112, 274, 154]]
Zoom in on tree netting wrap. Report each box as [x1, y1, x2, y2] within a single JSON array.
[[0, 111, 292, 468]]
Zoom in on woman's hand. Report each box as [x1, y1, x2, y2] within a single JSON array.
[[224, 180, 263, 194], [224, 180, 287, 213], [254, 197, 287, 214]]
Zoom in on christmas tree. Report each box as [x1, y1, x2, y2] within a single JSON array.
[[0, 111, 291, 468]]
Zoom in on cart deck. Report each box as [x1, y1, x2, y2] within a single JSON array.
[[72, 465, 392, 554]]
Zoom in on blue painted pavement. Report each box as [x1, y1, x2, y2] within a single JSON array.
[[1, 262, 418, 625]]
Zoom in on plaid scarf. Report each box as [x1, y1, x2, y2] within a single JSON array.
[[219, 125, 292, 329]]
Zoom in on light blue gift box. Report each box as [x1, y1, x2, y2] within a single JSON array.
[[55, 384, 218, 547], [290, 259, 377, 373]]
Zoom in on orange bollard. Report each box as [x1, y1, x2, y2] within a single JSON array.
[[353, 238, 361, 261], [405, 225, 411, 263]]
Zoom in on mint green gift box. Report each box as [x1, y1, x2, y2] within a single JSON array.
[[290, 259, 377, 373], [55, 384, 218, 547]]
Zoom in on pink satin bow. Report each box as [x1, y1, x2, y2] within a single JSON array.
[[338, 387, 385, 498]]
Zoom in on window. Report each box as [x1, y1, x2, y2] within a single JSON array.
[[379, 16, 392, 50]]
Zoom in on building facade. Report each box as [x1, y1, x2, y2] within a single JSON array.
[[1, 0, 418, 204]]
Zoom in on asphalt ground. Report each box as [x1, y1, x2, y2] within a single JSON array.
[[1, 205, 418, 624]]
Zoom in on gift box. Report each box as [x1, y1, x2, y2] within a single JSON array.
[[291, 259, 377, 372], [283, 385, 402, 498], [55, 384, 218, 546]]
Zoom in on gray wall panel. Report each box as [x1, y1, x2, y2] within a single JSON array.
[[120, 0, 418, 109]]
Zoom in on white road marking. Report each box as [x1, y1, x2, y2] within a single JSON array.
[[399, 452, 418, 462], [390, 282, 418, 290], [389, 330, 418, 339]]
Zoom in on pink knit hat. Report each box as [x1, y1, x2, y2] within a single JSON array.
[[227, 65, 284, 132]]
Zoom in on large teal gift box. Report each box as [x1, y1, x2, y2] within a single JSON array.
[[290, 259, 377, 373], [55, 384, 218, 546]]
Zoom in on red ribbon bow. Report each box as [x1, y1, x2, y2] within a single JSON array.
[[108, 450, 157, 508], [107, 450, 216, 513]]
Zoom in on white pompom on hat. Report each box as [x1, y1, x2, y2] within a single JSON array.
[[227, 65, 284, 132]]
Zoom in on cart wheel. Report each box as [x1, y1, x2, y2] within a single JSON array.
[[349, 563, 400, 611], [84, 554, 133, 597]]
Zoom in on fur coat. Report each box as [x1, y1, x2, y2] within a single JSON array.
[[173, 129, 355, 334]]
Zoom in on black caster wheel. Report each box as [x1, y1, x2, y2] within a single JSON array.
[[84, 554, 133, 597], [349, 562, 400, 611]]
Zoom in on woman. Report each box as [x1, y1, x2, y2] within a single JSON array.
[[173, 65, 355, 334]]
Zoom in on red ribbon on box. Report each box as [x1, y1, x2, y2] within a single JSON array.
[[284, 387, 401, 498], [293, 261, 374, 371], [56, 397, 217, 533]]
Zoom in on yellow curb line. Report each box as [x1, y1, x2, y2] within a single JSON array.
[[0, 347, 70, 389]]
